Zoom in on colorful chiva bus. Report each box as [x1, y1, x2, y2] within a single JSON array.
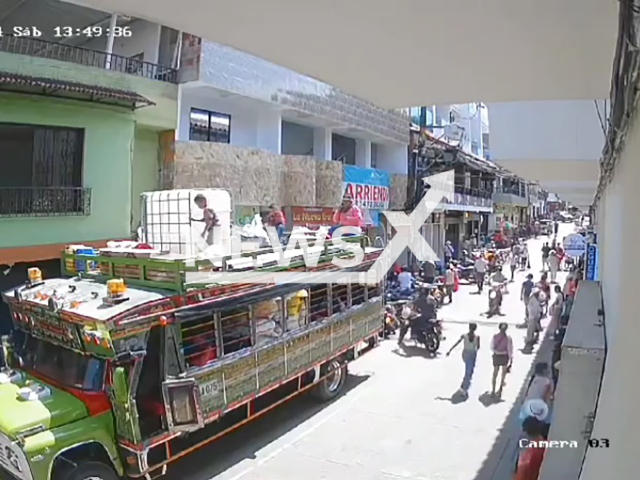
[[0, 233, 384, 480]]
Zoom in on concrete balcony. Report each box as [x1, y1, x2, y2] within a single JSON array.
[[493, 188, 529, 207], [179, 39, 409, 145], [0, 35, 179, 130]]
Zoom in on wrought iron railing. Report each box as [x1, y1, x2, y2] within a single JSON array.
[[0, 188, 92, 217], [0, 36, 177, 83], [454, 184, 493, 199], [495, 186, 527, 197]]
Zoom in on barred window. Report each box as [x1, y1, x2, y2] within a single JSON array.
[[220, 307, 252, 355], [181, 312, 218, 369]]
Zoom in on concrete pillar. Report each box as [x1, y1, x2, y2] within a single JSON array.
[[256, 109, 282, 154], [105, 13, 118, 70], [579, 114, 640, 480], [355, 138, 372, 168], [313, 127, 332, 160], [376, 143, 408, 174]]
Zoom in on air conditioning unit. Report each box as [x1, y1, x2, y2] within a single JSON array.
[[444, 123, 465, 142]]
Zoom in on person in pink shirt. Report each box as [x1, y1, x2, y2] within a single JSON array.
[[332, 193, 364, 229]]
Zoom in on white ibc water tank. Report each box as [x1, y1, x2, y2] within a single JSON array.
[[140, 189, 232, 257]]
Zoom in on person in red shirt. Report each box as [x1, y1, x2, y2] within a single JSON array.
[[332, 193, 364, 229], [266, 204, 287, 243], [514, 416, 547, 480]]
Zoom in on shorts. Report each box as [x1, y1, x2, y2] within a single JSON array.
[[493, 353, 509, 367]]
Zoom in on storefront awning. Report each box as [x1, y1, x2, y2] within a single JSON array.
[[0, 72, 155, 108]]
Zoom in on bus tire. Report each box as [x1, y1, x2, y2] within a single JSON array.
[[312, 359, 347, 402], [66, 461, 118, 480]]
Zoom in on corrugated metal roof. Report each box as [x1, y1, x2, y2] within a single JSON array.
[[0, 71, 154, 107]]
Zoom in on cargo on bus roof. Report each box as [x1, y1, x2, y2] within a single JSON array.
[[2, 277, 170, 322]]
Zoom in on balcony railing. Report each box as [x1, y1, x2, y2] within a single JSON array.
[[0, 36, 177, 83], [0, 188, 92, 218], [454, 184, 493, 199], [495, 186, 527, 197]]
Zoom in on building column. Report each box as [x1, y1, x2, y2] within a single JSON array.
[[355, 138, 372, 168], [579, 114, 639, 480], [105, 13, 118, 70], [256, 109, 282, 154], [313, 127, 332, 160]]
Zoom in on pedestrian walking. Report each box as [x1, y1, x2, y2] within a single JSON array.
[[444, 264, 456, 303], [446, 323, 480, 398], [525, 290, 543, 351], [514, 415, 548, 480], [474, 254, 488, 293], [538, 273, 551, 317], [548, 250, 560, 284], [548, 285, 564, 337], [541, 243, 550, 272], [524, 362, 554, 405], [520, 274, 534, 323], [509, 250, 518, 282], [444, 240, 454, 266], [490, 322, 513, 398]]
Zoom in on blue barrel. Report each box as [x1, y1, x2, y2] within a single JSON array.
[[76, 248, 97, 272]]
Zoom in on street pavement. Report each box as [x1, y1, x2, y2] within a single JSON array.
[[166, 229, 570, 480]]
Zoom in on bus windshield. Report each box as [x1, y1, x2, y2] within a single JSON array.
[[17, 335, 105, 391]]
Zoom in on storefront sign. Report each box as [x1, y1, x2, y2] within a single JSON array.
[[291, 207, 334, 226], [563, 233, 587, 257], [343, 166, 390, 225], [586, 243, 599, 281], [343, 166, 390, 210]]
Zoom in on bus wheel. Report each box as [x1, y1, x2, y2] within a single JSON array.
[[312, 359, 347, 401], [66, 462, 118, 480]]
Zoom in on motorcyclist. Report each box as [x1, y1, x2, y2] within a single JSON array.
[[397, 265, 414, 296], [487, 283, 504, 317], [398, 288, 437, 345], [420, 259, 437, 284]]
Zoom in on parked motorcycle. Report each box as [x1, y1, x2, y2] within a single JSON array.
[[487, 286, 503, 318]]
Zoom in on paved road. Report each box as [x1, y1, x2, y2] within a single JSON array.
[[166, 230, 569, 480]]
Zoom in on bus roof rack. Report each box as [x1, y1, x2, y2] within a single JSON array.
[[61, 235, 377, 293]]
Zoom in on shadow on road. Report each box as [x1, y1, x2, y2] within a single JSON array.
[[164, 372, 371, 480], [392, 343, 440, 359]]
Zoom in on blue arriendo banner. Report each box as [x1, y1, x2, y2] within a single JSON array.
[[343, 166, 390, 226], [586, 243, 599, 281]]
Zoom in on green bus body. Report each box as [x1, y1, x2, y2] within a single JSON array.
[[0, 240, 384, 480]]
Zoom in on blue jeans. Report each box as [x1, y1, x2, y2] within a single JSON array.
[[276, 224, 285, 243], [461, 350, 477, 391]]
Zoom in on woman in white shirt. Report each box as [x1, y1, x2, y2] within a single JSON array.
[[446, 323, 480, 398]]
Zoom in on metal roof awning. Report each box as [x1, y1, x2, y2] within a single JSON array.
[[0, 72, 155, 108]]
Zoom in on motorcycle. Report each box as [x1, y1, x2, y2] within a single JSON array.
[[487, 286, 503, 318], [410, 317, 441, 354]]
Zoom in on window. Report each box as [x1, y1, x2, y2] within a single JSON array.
[[220, 306, 252, 355], [285, 289, 308, 332], [0, 124, 85, 216], [368, 281, 383, 300], [180, 311, 218, 369], [189, 108, 231, 143], [331, 284, 349, 314], [309, 285, 329, 322], [19, 335, 104, 391], [352, 283, 366, 306], [0, 124, 83, 188], [253, 298, 283, 346]]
